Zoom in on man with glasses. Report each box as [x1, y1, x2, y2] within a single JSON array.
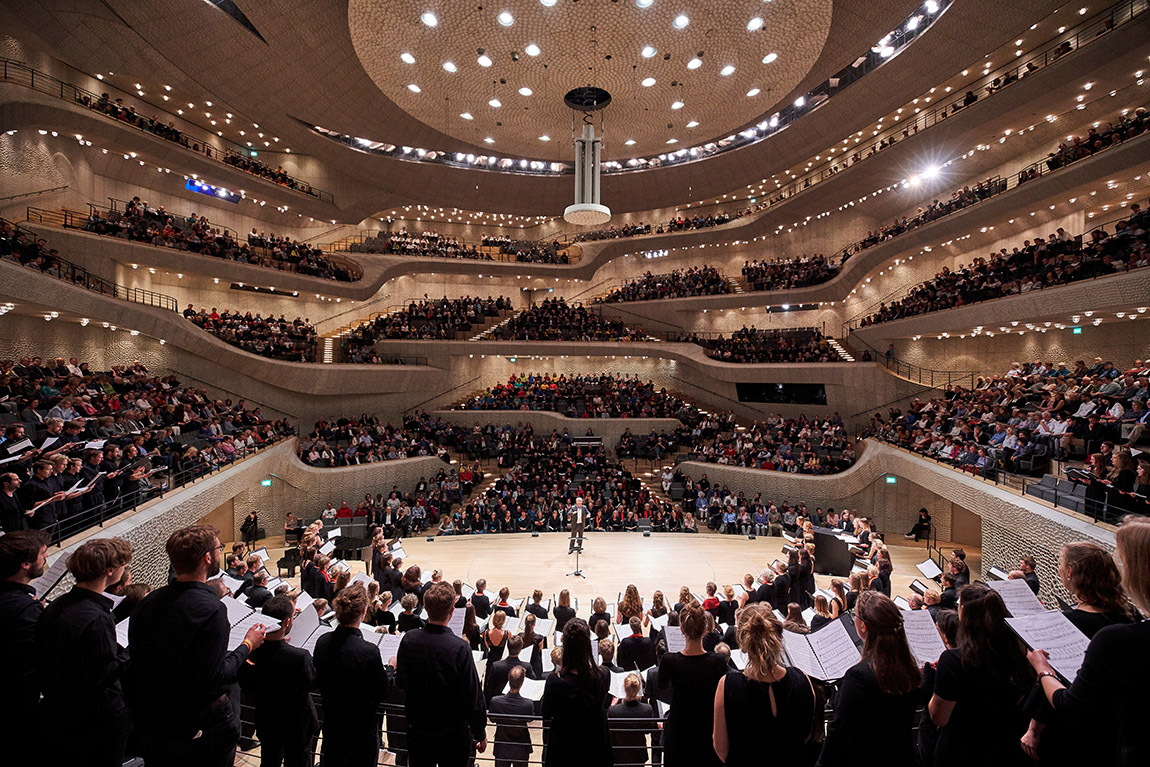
[[127, 525, 267, 767]]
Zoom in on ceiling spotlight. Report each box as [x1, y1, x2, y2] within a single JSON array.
[[540, 0, 557, 6], [686, 120, 699, 127], [421, 11, 438, 27], [763, 52, 778, 64], [478, 54, 493, 67], [401, 52, 416, 64], [539, 135, 551, 141], [642, 45, 657, 58], [407, 83, 421, 92], [720, 65, 735, 76], [687, 57, 702, 69], [747, 17, 764, 31], [460, 112, 474, 120], [673, 14, 690, 29], [443, 60, 457, 72], [497, 11, 514, 26], [794, 96, 806, 107], [923, 165, 939, 178], [746, 88, 761, 97], [525, 43, 541, 56], [625, 138, 637, 145], [637, 0, 654, 7], [488, 98, 502, 107], [519, 87, 533, 96], [671, 100, 684, 109], [484, 137, 494, 143], [641, 77, 656, 86]]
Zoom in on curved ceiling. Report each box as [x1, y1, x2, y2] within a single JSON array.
[[348, 0, 833, 159]]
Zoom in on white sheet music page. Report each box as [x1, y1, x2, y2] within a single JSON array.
[[32, 556, 70, 600], [664, 626, 687, 653], [649, 613, 670, 631], [1006, 610, 1091, 682], [377, 632, 402, 663], [116, 617, 130, 648], [916, 559, 943, 579], [989, 579, 1046, 616], [504, 676, 547, 701], [288, 603, 321, 648], [301, 625, 334, 655], [448, 609, 466, 636], [807, 618, 860, 680], [221, 596, 253, 626], [902, 609, 948, 666], [782, 632, 823, 679], [609, 670, 644, 700]]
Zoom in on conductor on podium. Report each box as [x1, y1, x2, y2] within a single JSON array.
[[568, 497, 587, 554]]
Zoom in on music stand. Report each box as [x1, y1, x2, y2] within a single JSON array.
[[567, 506, 586, 578]]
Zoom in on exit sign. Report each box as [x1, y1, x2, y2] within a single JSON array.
[[885, 475, 897, 484], [261, 479, 272, 487]]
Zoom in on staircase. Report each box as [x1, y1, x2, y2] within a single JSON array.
[[727, 276, 746, 294], [321, 308, 517, 361], [827, 337, 856, 362]]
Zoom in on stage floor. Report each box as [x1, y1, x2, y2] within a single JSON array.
[[270, 531, 981, 610]]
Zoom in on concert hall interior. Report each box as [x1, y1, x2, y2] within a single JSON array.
[[0, 1, 1148, 765]]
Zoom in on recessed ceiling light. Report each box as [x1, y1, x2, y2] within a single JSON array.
[[407, 83, 421, 93], [488, 98, 502, 107], [636, 0, 654, 7], [666, 138, 678, 144], [525, 43, 541, 56], [540, 0, 557, 6], [762, 52, 778, 64], [460, 112, 474, 120], [687, 57, 702, 69], [686, 120, 699, 127], [421, 11, 438, 27], [539, 135, 550, 141], [746, 88, 761, 97], [497, 11, 514, 26], [673, 14, 689, 29], [720, 65, 735, 76], [747, 17, 764, 31], [484, 137, 494, 143], [641, 77, 656, 87], [401, 52, 416, 64], [642, 45, 657, 58], [519, 87, 533, 96], [671, 100, 684, 109], [478, 54, 493, 67], [625, 138, 636, 145], [443, 61, 457, 72], [794, 96, 806, 107]]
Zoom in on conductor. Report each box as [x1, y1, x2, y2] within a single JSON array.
[[568, 497, 587, 554]]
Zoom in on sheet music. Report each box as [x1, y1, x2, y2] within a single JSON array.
[[33, 556, 70, 599], [782, 631, 823, 679], [288, 602, 321, 647], [329, 559, 350, 574], [211, 573, 243, 595], [84, 440, 106, 450], [649, 613, 669, 631], [730, 649, 748, 670], [6, 438, 32, 453], [421, 570, 433, 585], [909, 579, 931, 595], [250, 547, 270, 562], [461, 582, 475, 599], [1006, 610, 1091, 682], [377, 632, 402, 663], [916, 559, 943, 579], [664, 626, 687, 653], [893, 595, 911, 611], [542, 650, 555, 674], [327, 527, 342, 540], [801, 607, 815, 624], [657, 701, 670, 718], [221, 596, 254, 626], [319, 540, 336, 556], [351, 572, 374, 588], [448, 608, 466, 636], [534, 618, 556, 637], [806, 618, 861, 680], [989, 579, 1045, 616], [294, 591, 315, 613], [116, 617, 130, 648], [613, 621, 634, 643], [39, 436, 59, 451], [359, 626, 384, 645], [391, 544, 408, 560], [609, 669, 648, 700], [389, 600, 403, 617], [301, 625, 334, 655], [502, 616, 521, 634], [987, 566, 1011, 581], [228, 612, 279, 648], [504, 676, 547, 701], [903, 609, 947, 666]]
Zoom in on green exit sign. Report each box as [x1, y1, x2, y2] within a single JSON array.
[[885, 475, 897, 484], [261, 479, 272, 487]]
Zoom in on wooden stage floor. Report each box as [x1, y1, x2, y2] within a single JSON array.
[[271, 531, 981, 609]]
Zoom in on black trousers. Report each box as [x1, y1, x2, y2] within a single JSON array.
[[257, 723, 316, 767], [408, 733, 474, 767]]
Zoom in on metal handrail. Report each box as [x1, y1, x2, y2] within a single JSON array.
[[0, 184, 69, 203], [3, 215, 179, 311], [0, 57, 334, 203]]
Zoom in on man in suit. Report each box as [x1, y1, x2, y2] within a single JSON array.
[[238, 596, 318, 767], [617, 617, 657, 672], [244, 570, 272, 609], [485, 634, 535, 704], [606, 673, 657, 767], [314, 583, 391, 767], [1019, 555, 1040, 594], [568, 496, 587, 554], [489, 664, 534, 767], [398, 580, 487, 767]]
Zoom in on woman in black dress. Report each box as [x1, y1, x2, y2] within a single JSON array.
[[541, 618, 612, 767], [553, 589, 576, 632], [658, 602, 728, 767], [928, 584, 1033, 767], [713, 603, 816, 765], [817, 591, 922, 766], [1026, 515, 1150, 767]]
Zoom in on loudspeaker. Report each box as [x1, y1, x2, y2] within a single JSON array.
[[531, 532, 540, 538], [643, 531, 651, 537], [426, 537, 435, 542], [748, 534, 757, 540]]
